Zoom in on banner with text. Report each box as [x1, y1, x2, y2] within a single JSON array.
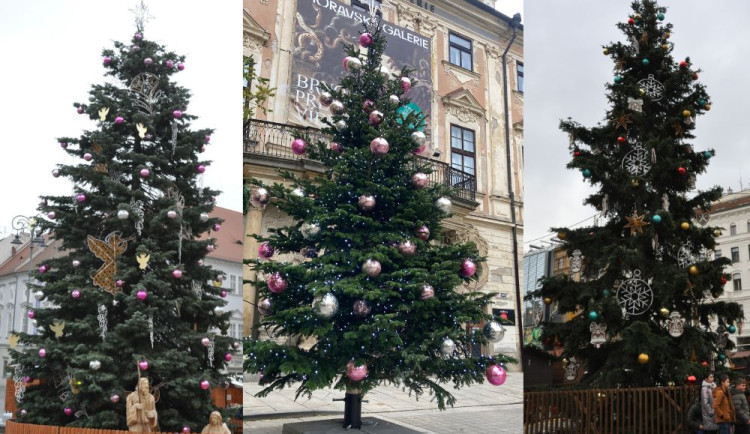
[[291, 0, 432, 130]]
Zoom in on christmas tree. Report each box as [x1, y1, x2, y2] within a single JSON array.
[[535, 0, 743, 388], [10, 5, 237, 431], [244, 13, 513, 428]]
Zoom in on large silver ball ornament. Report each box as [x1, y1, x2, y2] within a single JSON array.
[[213, 306, 225, 316], [330, 100, 345, 115], [483, 321, 506, 343], [362, 259, 382, 277], [335, 120, 348, 132], [345, 56, 362, 71], [117, 210, 130, 220], [200, 212, 210, 222], [258, 298, 272, 316], [300, 222, 321, 239], [436, 197, 452, 214], [358, 195, 376, 211], [319, 91, 334, 107], [398, 240, 416, 256], [420, 284, 435, 300], [411, 131, 426, 146], [312, 293, 339, 318], [441, 337, 456, 355], [389, 95, 400, 105], [33, 291, 45, 301], [89, 360, 102, 370], [252, 188, 270, 206], [291, 187, 305, 197]]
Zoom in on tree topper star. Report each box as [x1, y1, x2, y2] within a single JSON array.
[[615, 113, 633, 130], [624, 212, 650, 236], [130, 1, 154, 33]]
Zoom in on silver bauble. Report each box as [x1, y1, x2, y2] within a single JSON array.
[[330, 100, 345, 115], [312, 293, 339, 319], [398, 240, 416, 256], [335, 120, 348, 132], [362, 259, 382, 277], [319, 91, 334, 107], [441, 337, 456, 355], [389, 95, 400, 105], [258, 298, 272, 316], [33, 291, 44, 301], [200, 212, 210, 222], [300, 222, 321, 239], [31, 319, 38, 328], [252, 187, 270, 206], [345, 57, 362, 71], [420, 284, 435, 300], [291, 187, 305, 197], [117, 210, 130, 220], [89, 360, 102, 370], [358, 195, 376, 211], [483, 321, 506, 343], [213, 306, 225, 316], [411, 131, 426, 146], [436, 197, 452, 214]]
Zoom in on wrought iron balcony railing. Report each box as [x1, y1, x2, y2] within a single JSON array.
[[244, 119, 476, 202]]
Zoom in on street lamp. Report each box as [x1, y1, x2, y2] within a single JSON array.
[[10, 215, 46, 334]]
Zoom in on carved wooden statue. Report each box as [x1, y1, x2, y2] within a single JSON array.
[[201, 411, 231, 434], [126, 378, 158, 432]]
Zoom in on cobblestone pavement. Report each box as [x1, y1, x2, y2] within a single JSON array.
[[245, 373, 522, 433]]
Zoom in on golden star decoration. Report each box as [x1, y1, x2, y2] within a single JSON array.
[[615, 113, 633, 131], [624, 212, 650, 236]]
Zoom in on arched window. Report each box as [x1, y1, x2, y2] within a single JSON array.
[[733, 273, 743, 291]]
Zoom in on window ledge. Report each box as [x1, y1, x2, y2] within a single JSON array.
[[442, 60, 481, 81]]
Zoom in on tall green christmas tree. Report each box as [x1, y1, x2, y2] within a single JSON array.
[[10, 6, 238, 431], [535, 0, 743, 388], [245, 14, 513, 428]]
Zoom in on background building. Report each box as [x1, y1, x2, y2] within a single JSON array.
[[245, 0, 524, 364]]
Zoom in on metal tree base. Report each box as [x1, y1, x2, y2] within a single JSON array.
[[343, 391, 362, 429]]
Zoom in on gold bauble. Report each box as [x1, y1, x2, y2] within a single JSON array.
[[638, 353, 649, 364], [543, 297, 552, 305], [689, 265, 699, 275], [683, 109, 692, 118], [665, 31, 671, 38], [639, 88, 646, 96], [662, 43, 669, 50], [557, 231, 567, 240], [714, 229, 722, 237], [562, 358, 570, 367], [603, 48, 609, 55], [631, 179, 640, 187], [680, 222, 690, 230], [705, 104, 711, 111], [660, 307, 670, 316]]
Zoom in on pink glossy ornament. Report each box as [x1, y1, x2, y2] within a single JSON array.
[[346, 362, 368, 382], [197, 259, 204, 266], [420, 284, 435, 300], [144, 57, 153, 66], [71, 290, 81, 299], [200, 380, 210, 390], [486, 364, 507, 386], [330, 142, 343, 153], [173, 109, 182, 118], [370, 137, 389, 155], [138, 360, 149, 370], [172, 269, 183, 279], [165, 59, 174, 69], [47, 211, 56, 220], [398, 240, 416, 256], [38, 265, 47, 274], [38, 348, 46, 358], [201, 337, 211, 346], [23, 376, 30, 383], [83, 153, 93, 161], [197, 164, 206, 173], [213, 223, 221, 231], [258, 242, 274, 259], [461, 259, 477, 277], [362, 259, 382, 277], [28, 311, 35, 319], [411, 173, 428, 189], [182, 427, 191, 433], [77, 106, 85, 114], [291, 138, 307, 155], [134, 32, 143, 41], [359, 32, 373, 47], [369, 110, 384, 126], [400, 77, 412, 92], [319, 92, 334, 107], [52, 169, 61, 178], [330, 100, 345, 115], [137, 290, 147, 300], [233, 341, 241, 350], [177, 62, 185, 70], [258, 298, 272, 315], [115, 116, 124, 124], [267, 272, 288, 293], [116, 280, 124, 288], [140, 168, 150, 178], [224, 353, 233, 362], [167, 210, 178, 218], [110, 394, 120, 403], [60, 142, 68, 149], [77, 193, 86, 203], [362, 99, 375, 113], [416, 226, 430, 241], [103, 56, 111, 65], [20, 409, 27, 416], [72, 260, 80, 267], [358, 195, 376, 211], [207, 244, 215, 252], [204, 135, 211, 143], [221, 290, 228, 298], [64, 408, 73, 416], [412, 143, 426, 155]]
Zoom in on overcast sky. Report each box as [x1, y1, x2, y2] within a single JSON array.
[[524, 0, 750, 250], [0, 1, 240, 237]]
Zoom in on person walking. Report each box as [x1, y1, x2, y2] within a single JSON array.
[[714, 374, 737, 434], [733, 378, 750, 434], [703, 373, 720, 433]]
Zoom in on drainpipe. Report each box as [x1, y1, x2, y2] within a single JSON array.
[[502, 13, 523, 367]]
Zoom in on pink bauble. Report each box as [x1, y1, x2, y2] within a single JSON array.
[[38, 265, 47, 274], [47, 211, 56, 220], [197, 259, 204, 266], [330, 142, 343, 153], [72, 259, 80, 267], [182, 427, 191, 433], [200, 145, 206, 153], [461, 259, 477, 277], [200, 380, 210, 390], [173, 109, 182, 118], [291, 138, 307, 155], [77, 193, 86, 203], [221, 290, 228, 298], [398, 240, 416, 256], [416, 226, 430, 241], [138, 360, 149, 370], [77, 106, 85, 114], [400, 77, 412, 92], [110, 394, 120, 403], [134, 32, 143, 41], [172, 269, 183, 279], [115, 116, 124, 124], [362, 99, 375, 113], [40, 199, 48, 207], [177, 62, 185, 71], [20, 409, 27, 416], [207, 244, 215, 252], [38, 348, 46, 358], [201, 337, 210, 346], [23, 376, 30, 383], [358, 195, 376, 211], [140, 168, 150, 178], [213, 223, 221, 231], [166, 60, 174, 69], [411, 173, 429, 189], [52, 169, 60, 178], [28, 310, 35, 319], [167, 210, 178, 218], [342, 57, 349, 69], [369, 110, 384, 126], [116, 279, 124, 288], [217, 274, 225, 282], [370, 137, 389, 155], [103, 56, 111, 65], [60, 142, 68, 149], [346, 362, 368, 382], [420, 284, 435, 300], [137, 290, 147, 300], [204, 135, 211, 143], [267, 272, 288, 293], [64, 408, 73, 416], [71, 290, 81, 299], [359, 32, 373, 47], [362, 259, 381, 277], [224, 353, 233, 362], [83, 153, 93, 161], [197, 164, 206, 173], [486, 364, 507, 386], [144, 57, 153, 66], [233, 341, 241, 350]]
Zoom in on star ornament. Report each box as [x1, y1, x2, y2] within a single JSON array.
[[615, 113, 633, 131], [624, 212, 650, 236]]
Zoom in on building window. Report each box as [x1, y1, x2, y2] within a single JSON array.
[[715, 250, 723, 259], [734, 273, 742, 291], [747, 244, 750, 260], [230, 275, 236, 292], [557, 258, 564, 270], [450, 125, 475, 175], [517, 62, 524, 92], [747, 220, 750, 232], [449, 32, 473, 71], [732, 247, 740, 263], [731, 224, 737, 236], [6, 315, 11, 338]]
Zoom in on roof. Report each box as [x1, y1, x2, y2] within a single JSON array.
[[0, 207, 243, 277], [710, 192, 750, 214], [463, 0, 523, 31]]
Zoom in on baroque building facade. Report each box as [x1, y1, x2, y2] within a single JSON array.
[[244, 0, 524, 364]]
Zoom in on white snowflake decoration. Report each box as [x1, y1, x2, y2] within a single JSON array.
[[637, 75, 664, 101], [677, 241, 699, 269], [13, 365, 25, 403], [590, 322, 607, 348], [617, 269, 653, 316], [97, 304, 108, 341], [622, 143, 652, 176], [208, 336, 215, 368], [570, 250, 583, 273], [627, 97, 644, 113], [666, 312, 685, 337]]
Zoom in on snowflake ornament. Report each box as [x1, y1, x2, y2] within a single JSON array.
[[622, 143, 652, 176], [637, 75, 664, 101], [617, 269, 653, 316]]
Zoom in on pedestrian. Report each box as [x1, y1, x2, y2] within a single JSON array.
[[688, 395, 707, 433], [734, 378, 750, 434], [703, 372, 720, 433], [714, 373, 736, 434]]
